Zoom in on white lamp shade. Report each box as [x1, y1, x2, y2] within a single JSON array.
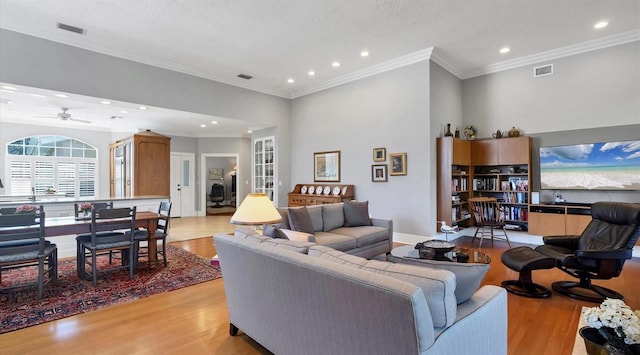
[[230, 193, 282, 225]]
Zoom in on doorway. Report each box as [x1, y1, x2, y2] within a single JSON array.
[[201, 153, 240, 216], [170, 152, 195, 217]]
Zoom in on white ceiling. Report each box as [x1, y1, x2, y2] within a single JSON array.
[[1, 0, 639, 136]]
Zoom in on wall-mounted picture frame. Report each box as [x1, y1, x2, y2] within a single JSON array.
[[372, 164, 388, 182], [209, 168, 224, 180], [389, 153, 407, 176], [373, 147, 386, 162], [314, 150, 341, 182]]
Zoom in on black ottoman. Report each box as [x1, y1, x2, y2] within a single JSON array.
[[501, 246, 556, 298]]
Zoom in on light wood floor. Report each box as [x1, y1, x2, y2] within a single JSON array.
[[1, 217, 639, 355]]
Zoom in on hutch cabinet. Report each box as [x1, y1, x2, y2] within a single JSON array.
[[110, 130, 171, 198]]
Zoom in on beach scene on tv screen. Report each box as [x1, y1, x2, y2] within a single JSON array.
[[540, 140, 640, 190]]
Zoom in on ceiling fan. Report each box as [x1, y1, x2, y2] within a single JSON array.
[[34, 107, 91, 124]]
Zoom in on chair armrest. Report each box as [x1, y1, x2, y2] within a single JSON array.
[[542, 235, 580, 249], [576, 249, 633, 260], [278, 229, 314, 242]]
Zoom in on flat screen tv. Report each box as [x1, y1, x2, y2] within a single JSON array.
[[539, 139, 640, 191]]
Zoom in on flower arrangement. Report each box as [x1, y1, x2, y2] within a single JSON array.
[[583, 298, 640, 349], [45, 186, 57, 194], [16, 204, 37, 213], [463, 125, 478, 140], [79, 202, 93, 214]]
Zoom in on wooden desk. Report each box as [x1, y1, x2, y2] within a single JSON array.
[[45, 211, 161, 261]]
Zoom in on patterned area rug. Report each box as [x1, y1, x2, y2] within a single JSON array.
[[0, 245, 222, 334]]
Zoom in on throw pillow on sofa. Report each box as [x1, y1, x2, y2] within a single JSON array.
[[262, 224, 288, 239], [322, 203, 345, 231], [344, 200, 372, 227], [386, 254, 490, 304], [288, 207, 315, 234]]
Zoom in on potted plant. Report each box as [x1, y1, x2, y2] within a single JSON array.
[[581, 298, 640, 354]]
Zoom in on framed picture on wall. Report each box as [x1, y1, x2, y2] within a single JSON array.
[[372, 164, 388, 182], [314, 151, 341, 182], [373, 147, 386, 162], [389, 153, 407, 176], [209, 168, 224, 180]]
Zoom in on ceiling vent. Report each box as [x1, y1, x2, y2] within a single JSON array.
[[533, 64, 553, 78], [56, 22, 87, 35], [237, 74, 253, 80]]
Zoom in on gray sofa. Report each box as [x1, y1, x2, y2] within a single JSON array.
[[214, 230, 508, 355], [266, 201, 393, 259]]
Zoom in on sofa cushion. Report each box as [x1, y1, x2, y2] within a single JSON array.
[[263, 224, 284, 238], [313, 232, 357, 252], [386, 254, 490, 304], [330, 226, 389, 247], [261, 238, 314, 254], [344, 200, 372, 227], [288, 207, 315, 234], [322, 203, 345, 231], [278, 229, 313, 242], [306, 205, 324, 232], [309, 245, 457, 328]]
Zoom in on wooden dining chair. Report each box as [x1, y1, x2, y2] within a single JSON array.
[[0, 206, 57, 298], [468, 197, 512, 248], [134, 201, 172, 267], [76, 206, 137, 286]]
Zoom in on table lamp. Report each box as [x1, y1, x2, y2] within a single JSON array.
[[230, 193, 282, 225]]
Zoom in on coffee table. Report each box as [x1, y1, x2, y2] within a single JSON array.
[[389, 244, 491, 264]]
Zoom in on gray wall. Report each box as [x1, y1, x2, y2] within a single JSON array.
[[461, 41, 640, 137], [291, 61, 432, 236]]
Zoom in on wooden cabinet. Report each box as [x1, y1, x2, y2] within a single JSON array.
[[471, 136, 530, 166], [288, 184, 354, 207], [529, 205, 591, 236], [437, 137, 472, 231], [110, 130, 171, 198], [253, 136, 276, 204]]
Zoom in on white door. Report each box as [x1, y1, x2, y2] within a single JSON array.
[[170, 153, 195, 217]]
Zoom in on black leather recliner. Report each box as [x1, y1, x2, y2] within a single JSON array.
[[535, 201, 640, 302], [536, 202, 640, 302]]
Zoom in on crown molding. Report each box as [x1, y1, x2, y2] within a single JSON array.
[[290, 48, 434, 99], [429, 48, 463, 79], [461, 29, 640, 79]]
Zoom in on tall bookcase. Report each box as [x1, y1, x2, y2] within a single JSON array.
[[437, 137, 472, 231], [437, 136, 531, 232]]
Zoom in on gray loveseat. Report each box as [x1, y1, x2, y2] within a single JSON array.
[[265, 201, 393, 259], [214, 230, 508, 355]]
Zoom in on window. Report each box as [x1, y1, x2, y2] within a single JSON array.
[[6, 135, 98, 197]]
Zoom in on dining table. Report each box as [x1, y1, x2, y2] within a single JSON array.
[[44, 211, 162, 262]]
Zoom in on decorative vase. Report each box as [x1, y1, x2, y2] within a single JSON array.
[[579, 327, 637, 355], [444, 124, 453, 137], [454, 127, 460, 138], [508, 127, 520, 137]]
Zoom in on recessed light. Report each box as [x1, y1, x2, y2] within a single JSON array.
[[332, 61, 341, 68], [247, 130, 252, 134], [499, 47, 510, 54], [1, 85, 17, 91], [594, 21, 608, 29], [54, 93, 69, 98], [360, 50, 370, 57], [211, 121, 218, 124], [308, 70, 316, 76], [200, 124, 206, 128], [121, 110, 128, 114], [138, 106, 148, 110], [101, 100, 112, 105], [287, 78, 295, 84], [30, 93, 45, 98]]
